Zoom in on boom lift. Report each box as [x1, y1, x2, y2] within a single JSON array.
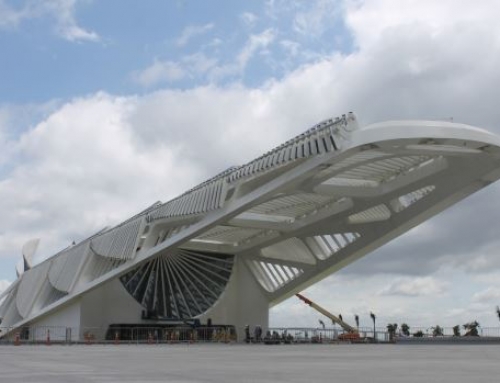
[[296, 293, 361, 341]]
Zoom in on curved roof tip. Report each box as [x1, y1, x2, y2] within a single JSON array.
[[16, 238, 40, 277]]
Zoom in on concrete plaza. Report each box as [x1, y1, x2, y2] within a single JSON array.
[[1, 343, 499, 382]]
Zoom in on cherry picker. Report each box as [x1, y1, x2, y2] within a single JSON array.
[[296, 293, 361, 341]]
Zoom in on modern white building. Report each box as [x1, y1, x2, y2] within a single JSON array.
[[2, 113, 500, 341]]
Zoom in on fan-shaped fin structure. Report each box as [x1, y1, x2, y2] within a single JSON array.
[[120, 250, 234, 319]]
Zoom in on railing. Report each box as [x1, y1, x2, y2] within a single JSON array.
[[2, 325, 500, 345], [0, 325, 77, 344], [0, 325, 237, 345], [398, 326, 500, 338], [264, 327, 382, 343]]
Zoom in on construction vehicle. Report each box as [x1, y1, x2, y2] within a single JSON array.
[[296, 293, 361, 342]]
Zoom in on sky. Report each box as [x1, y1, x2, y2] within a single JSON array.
[[1, 0, 500, 332]]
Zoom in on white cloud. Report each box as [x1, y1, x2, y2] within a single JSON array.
[[0, 0, 99, 42], [0, 84, 327, 266], [280, 40, 300, 57], [264, 0, 297, 20], [240, 12, 258, 28], [183, 53, 218, 75], [0, 92, 205, 263], [136, 29, 276, 87], [270, 274, 451, 328], [210, 28, 276, 81], [293, 0, 342, 37], [346, 0, 500, 50], [0, 111, 11, 166], [472, 287, 500, 304], [175, 23, 214, 47], [379, 277, 448, 297], [237, 28, 275, 68], [56, 22, 99, 43], [0, 0, 31, 29], [263, 0, 344, 39], [0, 279, 11, 295], [133, 60, 187, 87], [207, 37, 223, 48], [46, 0, 100, 42], [133, 53, 218, 87]]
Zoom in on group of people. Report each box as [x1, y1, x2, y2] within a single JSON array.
[[244, 324, 262, 343], [244, 325, 294, 344]]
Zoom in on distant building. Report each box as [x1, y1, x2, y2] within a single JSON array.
[[2, 113, 500, 341]]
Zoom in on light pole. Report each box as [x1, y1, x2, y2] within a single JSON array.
[[370, 312, 376, 342]]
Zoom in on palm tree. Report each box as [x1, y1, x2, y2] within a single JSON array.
[[387, 323, 398, 341], [354, 314, 359, 329], [463, 321, 480, 336], [401, 323, 410, 337], [370, 312, 376, 341], [413, 330, 424, 337], [496, 306, 500, 321], [432, 325, 443, 337]]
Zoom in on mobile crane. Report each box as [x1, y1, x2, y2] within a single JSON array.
[[296, 293, 361, 341]]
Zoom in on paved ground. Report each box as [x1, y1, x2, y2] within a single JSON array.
[[1, 343, 499, 382]]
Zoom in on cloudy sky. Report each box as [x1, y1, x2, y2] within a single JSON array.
[[1, 0, 500, 332]]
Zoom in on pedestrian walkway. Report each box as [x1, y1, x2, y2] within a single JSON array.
[[1, 343, 500, 382]]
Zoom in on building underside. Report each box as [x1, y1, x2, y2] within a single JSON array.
[[2, 113, 500, 341]]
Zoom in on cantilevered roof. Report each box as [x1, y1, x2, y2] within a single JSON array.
[[2, 113, 500, 329]]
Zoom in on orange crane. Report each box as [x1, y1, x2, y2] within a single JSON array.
[[296, 293, 361, 341]]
